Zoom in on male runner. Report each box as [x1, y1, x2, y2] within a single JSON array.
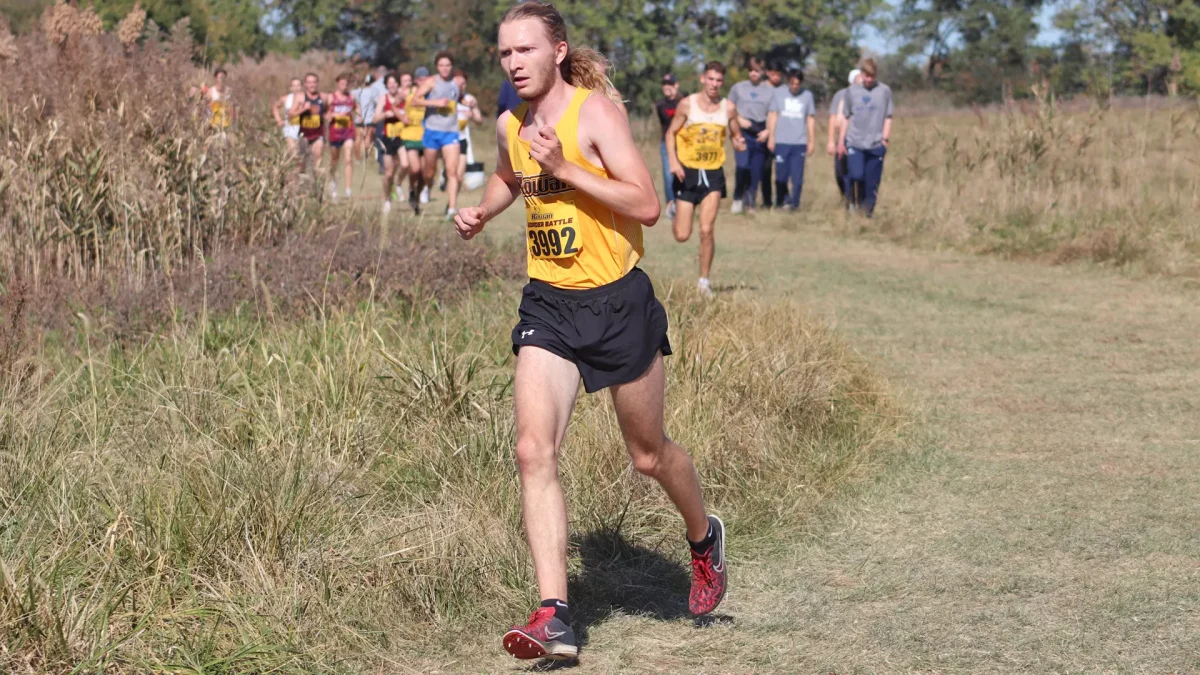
[[401, 69, 428, 211], [272, 77, 305, 154], [327, 73, 359, 200], [298, 73, 328, 167], [412, 52, 463, 219], [666, 61, 746, 296], [766, 69, 815, 211], [728, 57, 773, 214], [654, 73, 684, 221], [828, 69, 860, 205], [207, 68, 233, 132], [374, 73, 411, 214], [361, 65, 389, 173], [453, 70, 483, 186], [454, 2, 727, 661], [838, 58, 893, 217]]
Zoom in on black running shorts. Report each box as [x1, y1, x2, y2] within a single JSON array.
[[512, 268, 672, 393], [673, 167, 727, 204], [380, 136, 404, 156]]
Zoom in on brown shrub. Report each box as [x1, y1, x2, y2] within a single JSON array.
[[117, 3, 146, 50]]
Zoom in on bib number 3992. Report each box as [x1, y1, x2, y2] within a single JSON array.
[[525, 200, 581, 260]]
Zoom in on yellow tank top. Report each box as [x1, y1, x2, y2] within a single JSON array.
[[675, 94, 729, 170], [401, 90, 425, 142], [506, 87, 643, 290], [209, 97, 231, 129]]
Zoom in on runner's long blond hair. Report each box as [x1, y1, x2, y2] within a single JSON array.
[[500, 2, 622, 107]]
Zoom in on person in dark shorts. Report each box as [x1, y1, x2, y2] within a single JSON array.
[[454, 2, 728, 662], [665, 61, 746, 296], [655, 73, 685, 220], [373, 73, 410, 214], [297, 73, 329, 168]]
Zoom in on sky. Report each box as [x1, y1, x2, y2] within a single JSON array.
[[857, 2, 1065, 55]]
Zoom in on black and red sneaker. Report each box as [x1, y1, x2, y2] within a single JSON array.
[[502, 606, 578, 661], [689, 515, 727, 616]]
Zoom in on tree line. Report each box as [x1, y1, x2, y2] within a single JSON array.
[[3, 0, 1197, 105]]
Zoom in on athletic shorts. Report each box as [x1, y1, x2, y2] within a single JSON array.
[[459, 139, 468, 154], [329, 138, 351, 148], [423, 129, 459, 151], [512, 267, 672, 393], [403, 139, 424, 152], [301, 127, 324, 143], [283, 125, 300, 141], [673, 167, 727, 204], [380, 136, 404, 156]]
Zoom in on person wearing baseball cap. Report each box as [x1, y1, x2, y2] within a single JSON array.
[[656, 73, 686, 220], [828, 68, 862, 205]]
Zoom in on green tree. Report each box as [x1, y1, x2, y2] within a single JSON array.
[[91, 0, 267, 61]]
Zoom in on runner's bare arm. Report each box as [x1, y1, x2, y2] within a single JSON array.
[[882, 117, 892, 146], [807, 115, 816, 155], [372, 94, 391, 124], [727, 101, 747, 152], [827, 103, 840, 155], [272, 96, 285, 127], [410, 79, 448, 109], [533, 95, 659, 227], [454, 113, 521, 240], [664, 97, 689, 181], [766, 110, 779, 152]]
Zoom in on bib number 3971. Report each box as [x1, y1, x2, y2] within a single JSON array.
[[525, 199, 581, 260]]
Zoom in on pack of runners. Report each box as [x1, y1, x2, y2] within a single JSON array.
[[659, 56, 893, 293]]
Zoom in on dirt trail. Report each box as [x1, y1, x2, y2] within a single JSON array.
[[392, 202, 1200, 673]]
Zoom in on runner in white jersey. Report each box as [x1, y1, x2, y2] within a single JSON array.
[[272, 77, 305, 154], [452, 69, 483, 189]]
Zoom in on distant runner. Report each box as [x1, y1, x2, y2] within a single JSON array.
[[453, 69, 483, 188], [361, 66, 389, 174], [374, 73, 411, 214], [766, 69, 815, 211], [412, 52, 463, 219], [666, 61, 747, 296], [763, 60, 786, 208], [838, 59, 893, 217], [272, 77, 305, 153], [828, 69, 861, 205], [298, 73, 328, 167], [327, 73, 359, 200], [655, 73, 684, 221], [454, 2, 726, 662], [401, 69, 428, 212], [207, 68, 233, 132]]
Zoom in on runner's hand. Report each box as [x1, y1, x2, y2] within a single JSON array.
[[530, 126, 566, 177], [756, 129, 769, 143], [454, 206, 489, 240], [670, 161, 685, 182], [732, 135, 747, 152], [837, 141, 847, 157], [767, 138, 776, 153], [826, 141, 836, 156], [807, 144, 816, 157]]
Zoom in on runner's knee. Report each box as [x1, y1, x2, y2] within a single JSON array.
[[627, 440, 666, 477], [515, 437, 558, 475]]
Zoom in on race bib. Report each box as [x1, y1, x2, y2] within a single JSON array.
[[525, 199, 581, 260], [301, 115, 321, 130], [385, 121, 405, 138], [332, 116, 351, 129]]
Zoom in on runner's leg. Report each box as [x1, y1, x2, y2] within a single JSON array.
[[441, 142, 461, 211], [382, 152, 396, 203], [610, 354, 709, 542], [342, 140, 355, 194], [514, 346, 581, 602], [672, 199, 695, 242], [698, 190, 721, 279]]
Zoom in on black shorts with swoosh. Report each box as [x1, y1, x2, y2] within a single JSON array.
[[511, 268, 672, 393]]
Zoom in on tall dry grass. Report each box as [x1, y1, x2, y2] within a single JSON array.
[[0, 279, 902, 671], [858, 94, 1200, 277], [0, 5, 328, 290]]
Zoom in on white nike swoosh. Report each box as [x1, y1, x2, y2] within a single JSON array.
[[545, 630, 565, 640]]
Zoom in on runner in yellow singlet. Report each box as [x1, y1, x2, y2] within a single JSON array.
[[454, 1, 726, 662], [665, 61, 746, 296], [373, 73, 411, 215], [400, 70, 428, 213], [207, 68, 233, 131]]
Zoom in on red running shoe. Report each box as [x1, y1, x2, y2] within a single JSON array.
[[689, 515, 727, 616], [502, 606, 578, 661]]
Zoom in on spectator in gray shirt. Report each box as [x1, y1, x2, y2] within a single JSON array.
[[727, 56, 775, 213], [837, 59, 892, 216], [767, 69, 816, 211]]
